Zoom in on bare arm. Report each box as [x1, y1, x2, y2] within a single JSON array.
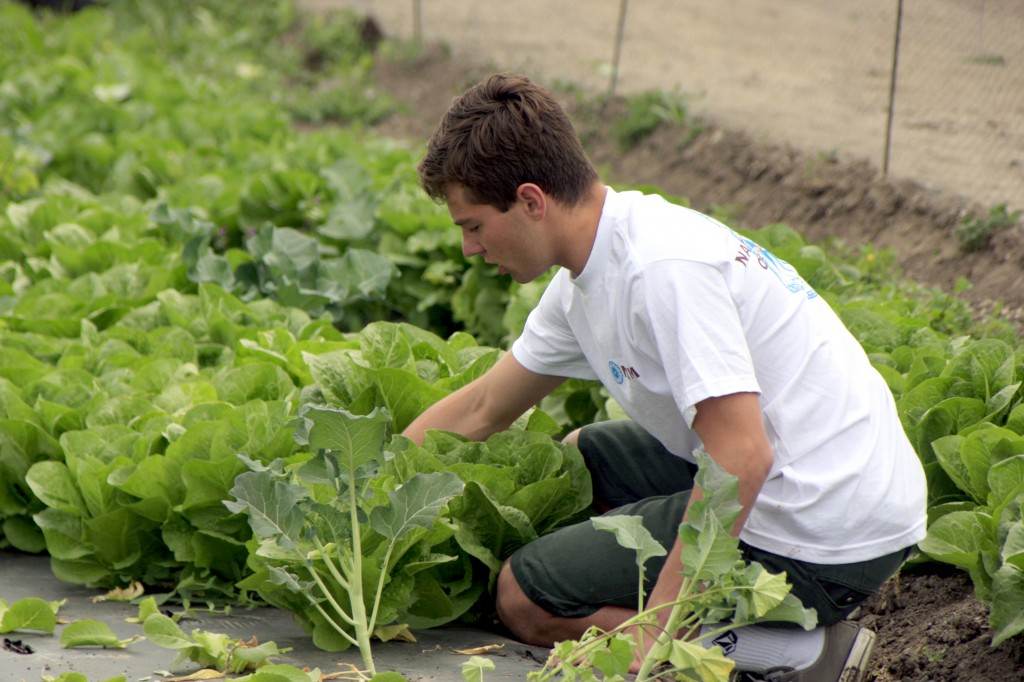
[[402, 351, 567, 444], [688, 390, 774, 531], [645, 391, 774, 627]]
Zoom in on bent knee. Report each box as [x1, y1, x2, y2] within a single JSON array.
[[495, 561, 553, 646]]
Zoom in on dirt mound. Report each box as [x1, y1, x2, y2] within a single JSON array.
[[861, 568, 1024, 681], [363, 46, 1024, 681]]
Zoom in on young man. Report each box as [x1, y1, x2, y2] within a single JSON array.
[[403, 73, 927, 681]]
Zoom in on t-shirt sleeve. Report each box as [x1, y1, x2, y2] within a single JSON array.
[[511, 271, 598, 380], [640, 260, 761, 426]]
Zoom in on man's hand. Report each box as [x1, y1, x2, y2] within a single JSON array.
[[629, 623, 656, 674]]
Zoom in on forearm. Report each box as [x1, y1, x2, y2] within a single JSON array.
[[402, 382, 514, 444], [402, 352, 567, 445]]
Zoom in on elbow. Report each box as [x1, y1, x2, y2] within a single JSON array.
[[753, 446, 774, 481]]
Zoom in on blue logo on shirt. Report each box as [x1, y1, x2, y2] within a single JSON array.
[[609, 361, 624, 384], [608, 361, 640, 384], [733, 234, 818, 300]]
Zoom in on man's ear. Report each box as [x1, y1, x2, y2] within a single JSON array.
[[515, 183, 547, 219]]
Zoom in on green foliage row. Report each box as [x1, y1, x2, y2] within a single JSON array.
[[1, 0, 515, 342]]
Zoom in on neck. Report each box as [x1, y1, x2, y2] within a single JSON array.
[[558, 182, 607, 277]]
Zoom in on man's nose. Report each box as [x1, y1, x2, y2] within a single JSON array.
[[462, 236, 484, 258]]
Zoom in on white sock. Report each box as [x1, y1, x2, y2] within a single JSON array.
[[698, 623, 825, 672]]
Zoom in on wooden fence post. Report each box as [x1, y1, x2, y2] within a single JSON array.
[[883, 0, 904, 178], [606, 0, 630, 102]]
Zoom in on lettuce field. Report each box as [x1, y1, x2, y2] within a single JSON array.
[[1, 0, 1023, 678]]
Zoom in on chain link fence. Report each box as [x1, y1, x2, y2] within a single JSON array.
[[320, 0, 1023, 213]]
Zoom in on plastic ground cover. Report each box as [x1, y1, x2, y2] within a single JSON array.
[[0, 552, 547, 682]]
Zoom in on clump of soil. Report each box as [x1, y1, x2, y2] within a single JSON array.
[[859, 568, 1024, 681], [360, 44, 1024, 681]]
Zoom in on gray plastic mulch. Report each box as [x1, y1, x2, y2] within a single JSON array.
[[1, 552, 548, 682]]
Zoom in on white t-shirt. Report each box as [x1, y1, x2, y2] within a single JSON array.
[[512, 187, 927, 564]]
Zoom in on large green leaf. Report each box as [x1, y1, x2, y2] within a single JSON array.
[[215, 363, 296, 404], [369, 471, 463, 542], [989, 456, 1024, 509], [298, 404, 390, 471], [0, 597, 57, 634], [449, 482, 538, 574], [209, 400, 296, 462], [318, 248, 396, 303], [180, 458, 248, 511], [990, 564, 1024, 646], [225, 470, 308, 548], [115, 454, 182, 510], [359, 322, 416, 373], [920, 510, 998, 602], [25, 461, 85, 516], [32, 508, 87, 560], [370, 367, 448, 433], [941, 339, 1017, 403], [83, 507, 151, 570], [919, 397, 986, 460], [592, 515, 667, 570]]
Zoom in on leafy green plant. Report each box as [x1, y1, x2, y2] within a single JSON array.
[[227, 406, 464, 675], [838, 308, 1024, 643], [386, 426, 592, 579], [227, 404, 592, 673], [185, 221, 399, 330], [954, 203, 1022, 252], [300, 321, 508, 433], [15, 284, 310, 601], [611, 89, 694, 150], [918, 423, 1024, 645], [529, 451, 816, 682]]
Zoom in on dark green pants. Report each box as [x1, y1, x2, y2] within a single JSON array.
[[509, 420, 909, 624]]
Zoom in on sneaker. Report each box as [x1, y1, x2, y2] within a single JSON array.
[[731, 621, 876, 682]]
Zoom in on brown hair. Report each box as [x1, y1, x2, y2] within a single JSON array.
[[418, 73, 599, 211]]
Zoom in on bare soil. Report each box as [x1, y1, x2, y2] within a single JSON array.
[[358, 44, 1024, 681]]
